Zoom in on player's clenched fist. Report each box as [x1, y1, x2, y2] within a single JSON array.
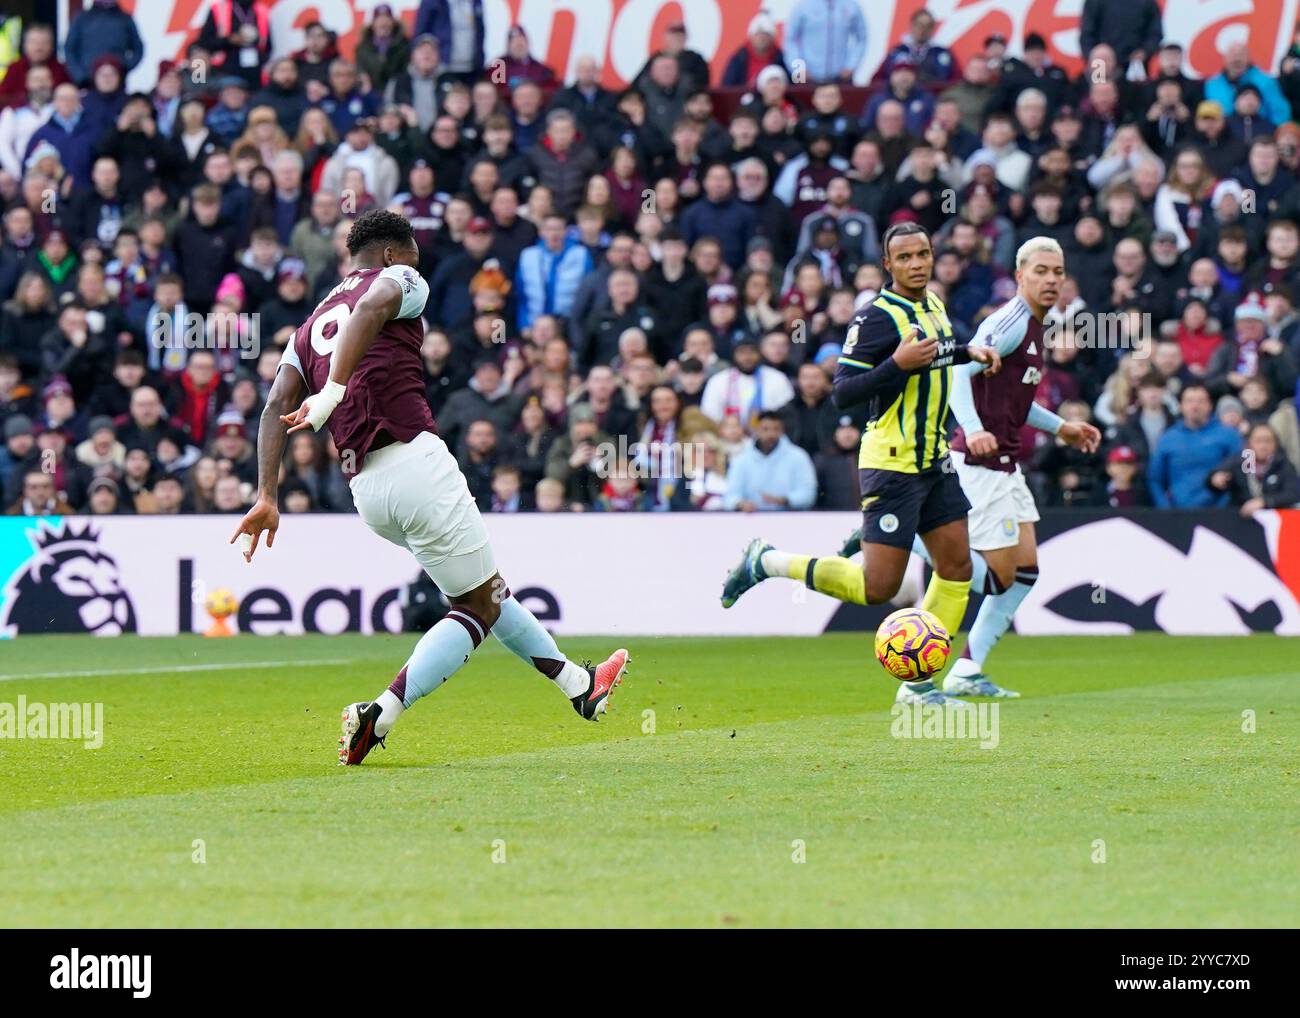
[[965, 430, 999, 457]]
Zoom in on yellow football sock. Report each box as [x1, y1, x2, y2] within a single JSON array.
[[921, 574, 971, 637], [783, 555, 866, 605]]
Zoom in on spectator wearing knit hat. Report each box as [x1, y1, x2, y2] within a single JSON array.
[[210, 407, 257, 483], [992, 33, 1069, 114], [496, 24, 555, 89], [700, 335, 794, 436], [1205, 295, 1298, 404], [0, 414, 38, 503], [1224, 83, 1276, 145], [354, 5, 410, 94], [74, 414, 125, 473], [722, 12, 789, 88], [257, 259, 312, 345], [1186, 100, 1244, 181], [80, 54, 130, 140]]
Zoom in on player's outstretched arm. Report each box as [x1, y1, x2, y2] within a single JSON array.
[[283, 279, 403, 435], [231, 361, 306, 562], [950, 360, 998, 456], [956, 343, 1001, 373]]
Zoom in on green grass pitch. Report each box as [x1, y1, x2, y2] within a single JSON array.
[[0, 632, 1296, 927]]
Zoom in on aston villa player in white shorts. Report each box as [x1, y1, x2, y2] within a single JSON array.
[[940, 237, 1100, 696], [232, 211, 629, 764]]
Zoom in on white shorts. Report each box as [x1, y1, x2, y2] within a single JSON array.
[[349, 431, 497, 597], [951, 450, 1040, 552]]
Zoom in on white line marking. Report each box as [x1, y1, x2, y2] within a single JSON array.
[[0, 659, 357, 682]]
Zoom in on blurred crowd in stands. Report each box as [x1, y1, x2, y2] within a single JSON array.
[[0, 0, 1298, 518]]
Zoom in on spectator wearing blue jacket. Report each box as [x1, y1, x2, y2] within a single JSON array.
[[862, 61, 935, 138], [880, 8, 959, 84], [1148, 383, 1243, 507], [785, 0, 868, 83], [23, 83, 98, 187], [63, 0, 143, 86], [724, 412, 817, 512], [414, 0, 485, 79], [515, 213, 593, 333], [1206, 42, 1292, 128], [680, 163, 758, 270]]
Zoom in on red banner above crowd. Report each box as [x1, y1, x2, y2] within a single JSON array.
[[98, 0, 1300, 94]]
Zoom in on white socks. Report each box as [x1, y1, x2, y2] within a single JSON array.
[[760, 549, 794, 578], [374, 689, 405, 738]]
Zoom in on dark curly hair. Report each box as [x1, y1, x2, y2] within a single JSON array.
[[882, 221, 931, 258], [346, 209, 415, 256]]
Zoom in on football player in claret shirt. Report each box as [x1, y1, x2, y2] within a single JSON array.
[[939, 237, 1100, 695], [721, 223, 1000, 706], [232, 211, 629, 765]]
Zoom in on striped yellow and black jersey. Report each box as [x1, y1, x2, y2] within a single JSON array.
[[832, 287, 975, 474]]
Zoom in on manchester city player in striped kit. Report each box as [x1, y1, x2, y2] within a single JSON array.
[[836, 237, 1102, 697], [721, 223, 1000, 705]]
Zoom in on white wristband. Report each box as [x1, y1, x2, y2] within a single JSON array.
[[306, 379, 347, 431]]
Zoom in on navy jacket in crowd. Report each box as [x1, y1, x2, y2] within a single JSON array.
[[63, 5, 144, 85], [679, 196, 758, 270], [415, 0, 485, 73]]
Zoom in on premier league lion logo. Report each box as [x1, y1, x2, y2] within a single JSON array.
[[1, 522, 137, 636]]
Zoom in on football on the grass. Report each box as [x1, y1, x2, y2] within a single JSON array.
[[875, 607, 951, 681]]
